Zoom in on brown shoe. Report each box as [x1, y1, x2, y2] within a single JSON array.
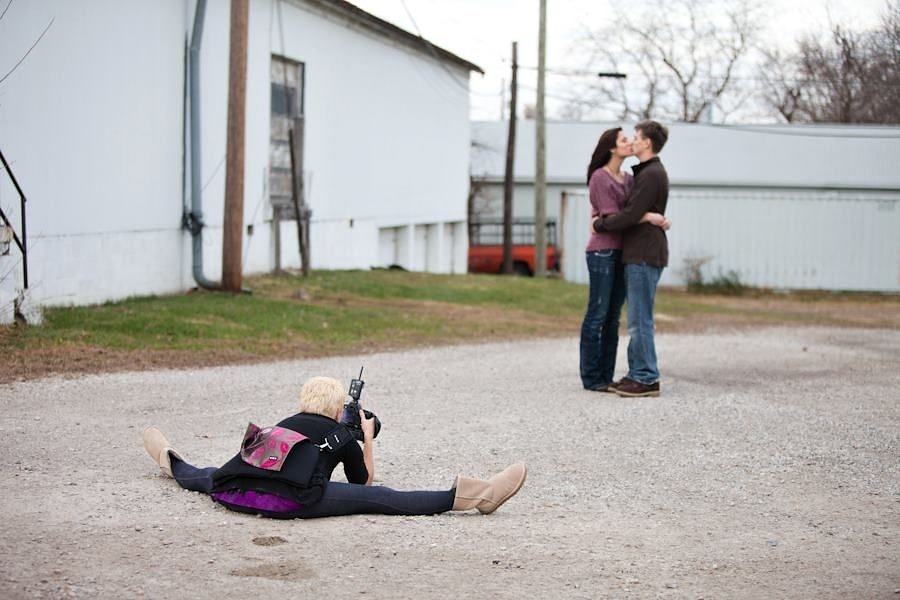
[[614, 378, 660, 397], [585, 382, 617, 393]]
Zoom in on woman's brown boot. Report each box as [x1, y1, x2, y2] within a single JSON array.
[[452, 463, 527, 514], [142, 427, 183, 478]]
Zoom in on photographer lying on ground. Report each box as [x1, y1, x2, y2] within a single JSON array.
[[142, 376, 526, 518]]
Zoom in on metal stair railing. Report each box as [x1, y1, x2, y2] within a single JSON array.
[[0, 147, 28, 289]]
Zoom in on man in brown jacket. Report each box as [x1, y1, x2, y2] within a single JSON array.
[[591, 120, 669, 397]]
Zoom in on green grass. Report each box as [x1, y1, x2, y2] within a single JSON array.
[[253, 270, 591, 315], [6, 270, 893, 368], [8, 271, 593, 355], [16, 290, 447, 353]]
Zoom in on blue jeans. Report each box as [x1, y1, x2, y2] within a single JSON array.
[[579, 250, 626, 388], [624, 263, 663, 384], [170, 456, 454, 519]]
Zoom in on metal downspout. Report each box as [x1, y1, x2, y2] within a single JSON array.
[[185, 0, 218, 290]]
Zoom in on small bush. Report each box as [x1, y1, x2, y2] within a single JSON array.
[[682, 257, 748, 295], [703, 270, 747, 295], [681, 256, 711, 293]]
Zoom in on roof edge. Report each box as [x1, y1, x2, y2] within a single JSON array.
[[471, 176, 900, 193], [297, 0, 484, 74], [472, 119, 900, 135]]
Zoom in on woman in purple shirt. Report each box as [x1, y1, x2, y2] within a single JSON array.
[[580, 127, 668, 392]]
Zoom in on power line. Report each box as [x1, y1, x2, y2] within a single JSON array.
[[506, 61, 900, 89], [201, 154, 226, 193], [495, 82, 900, 136], [0, 0, 13, 21], [509, 84, 900, 137], [0, 17, 54, 86], [397, 0, 498, 98]]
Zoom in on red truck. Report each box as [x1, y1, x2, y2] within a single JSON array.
[[467, 220, 559, 276]]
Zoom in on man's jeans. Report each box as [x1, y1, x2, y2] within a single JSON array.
[[579, 250, 626, 388], [624, 263, 663, 385]]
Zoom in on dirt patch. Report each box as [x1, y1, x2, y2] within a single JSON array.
[[251, 536, 288, 547], [230, 561, 316, 580], [682, 292, 900, 329]]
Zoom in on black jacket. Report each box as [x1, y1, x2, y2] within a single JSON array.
[[211, 413, 367, 505], [593, 156, 669, 267]]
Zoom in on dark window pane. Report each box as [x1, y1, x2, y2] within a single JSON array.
[[271, 83, 296, 116]]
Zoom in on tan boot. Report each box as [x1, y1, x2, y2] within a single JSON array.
[[142, 427, 183, 478], [452, 463, 527, 514]]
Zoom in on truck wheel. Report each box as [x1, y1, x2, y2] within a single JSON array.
[[513, 262, 532, 277]]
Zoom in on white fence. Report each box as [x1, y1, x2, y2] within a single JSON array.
[[560, 188, 900, 292]]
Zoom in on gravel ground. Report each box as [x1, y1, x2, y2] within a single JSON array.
[[0, 326, 897, 599]]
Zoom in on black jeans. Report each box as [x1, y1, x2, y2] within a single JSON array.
[[170, 456, 455, 519]]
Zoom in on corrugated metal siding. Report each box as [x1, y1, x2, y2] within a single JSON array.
[[471, 121, 900, 191], [560, 188, 900, 292]]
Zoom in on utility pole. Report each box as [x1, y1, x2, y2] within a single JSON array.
[[534, 0, 547, 277], [289, 117, 310, 276], [502, 41, 518, 275], [222, 0, 249, 292]]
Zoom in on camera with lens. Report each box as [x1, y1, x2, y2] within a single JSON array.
[[340, 367, 381, 442]]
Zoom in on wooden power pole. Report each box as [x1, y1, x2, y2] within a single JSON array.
[[502, 41, 518, 275], [289, 117, 310, 276], [534, 0, 548, 277], [222, 0, 249, 292]]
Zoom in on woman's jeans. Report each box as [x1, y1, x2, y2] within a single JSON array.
[[579, 249, 626, 388], [624, 262, 663, 385], [170, 456, 455, 519]]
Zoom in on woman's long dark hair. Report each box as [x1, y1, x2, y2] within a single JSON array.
[[586, 127, 621, 185]]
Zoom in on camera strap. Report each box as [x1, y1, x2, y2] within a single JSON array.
[[316, 425, 355, 453]]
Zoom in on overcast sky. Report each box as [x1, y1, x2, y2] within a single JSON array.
[[348, 0, 890, 122]]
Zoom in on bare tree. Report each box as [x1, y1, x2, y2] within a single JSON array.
[[799, 26, 872, 122], [563, 0, 761, 122], [759, 1, 900, 124], [757, 49, 802, 122], [865, 1, 900, 123]]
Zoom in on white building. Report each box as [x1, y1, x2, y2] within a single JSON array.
[[0, 0, 480, 322], [471, 121, 900, 292]]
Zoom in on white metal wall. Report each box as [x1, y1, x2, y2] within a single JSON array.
[[0, 1, 189, 312], [472, 182, 565, 222], [0, 0, 473, 314], [191, 0, 473, 276], [561, 188, 900, 292]]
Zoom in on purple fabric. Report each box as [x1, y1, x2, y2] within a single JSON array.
[[211, 489, 303, 513], [585, 168, 633, 252]]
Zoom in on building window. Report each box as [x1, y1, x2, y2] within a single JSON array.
[[269, 56, 305, 218]]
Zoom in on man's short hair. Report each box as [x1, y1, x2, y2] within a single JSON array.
[[635, 120, 669, 154], [299, 376, 345, 418]]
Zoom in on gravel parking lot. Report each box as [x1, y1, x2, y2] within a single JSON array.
[[1, 326, 897, 599]]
